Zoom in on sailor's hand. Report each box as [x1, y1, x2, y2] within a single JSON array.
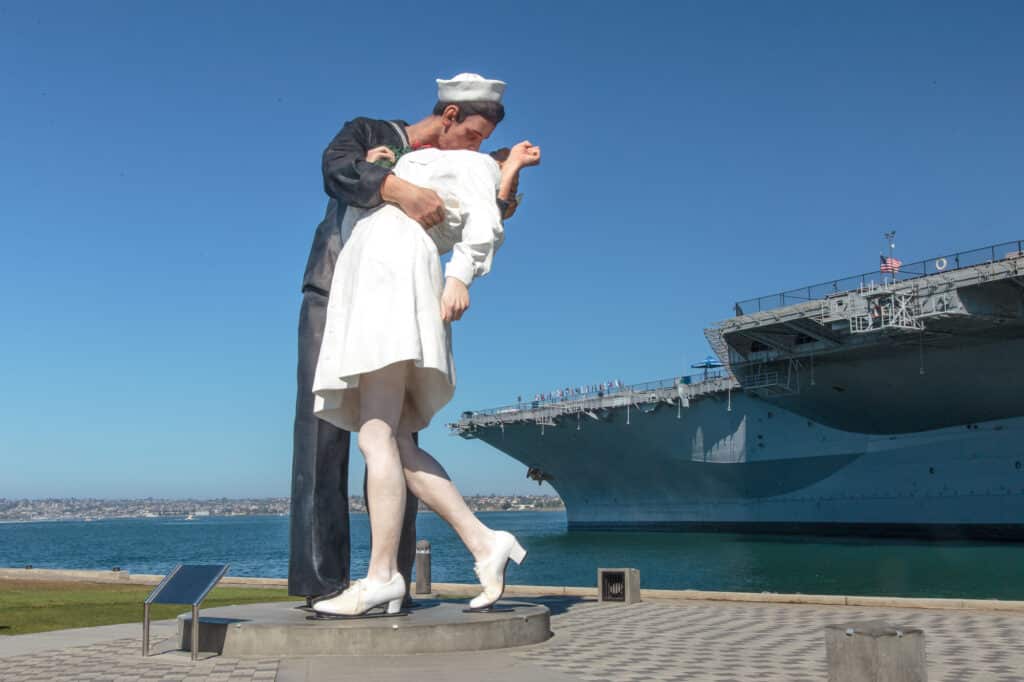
[[382, 176, 447, 229], [507, 140, 541, 169], [441, 277, 470, 322], [403, 185, 446, 229], [365, 146, 396, 165]]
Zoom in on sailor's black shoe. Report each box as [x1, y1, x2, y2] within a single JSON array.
[[310, 588, 345, 606], [293, 588, 346, 611]]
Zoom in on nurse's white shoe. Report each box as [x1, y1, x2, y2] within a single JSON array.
[[468, 531, 527, 611], [312, 573, 405, 616]]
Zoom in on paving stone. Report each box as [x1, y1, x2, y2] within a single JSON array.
[[2, 598, 1022, 681]]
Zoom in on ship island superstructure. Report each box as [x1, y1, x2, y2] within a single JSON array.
[[451, 240, 1024, 538]]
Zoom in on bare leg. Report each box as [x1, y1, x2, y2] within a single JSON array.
[[396, 433, 494, 561], [357, 361, 409, 584], [363, 466, 419, 598]]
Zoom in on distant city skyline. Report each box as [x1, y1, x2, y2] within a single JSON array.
[[0, 495, 564, 522], [2, 2, 1024, 498]]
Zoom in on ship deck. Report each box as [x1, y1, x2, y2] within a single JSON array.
[[450, 372, 737, 434]]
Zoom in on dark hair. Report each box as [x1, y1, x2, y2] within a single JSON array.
[[432, 100, 505, 125]]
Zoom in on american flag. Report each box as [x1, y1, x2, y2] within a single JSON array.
[[880, 255, 902, 274]]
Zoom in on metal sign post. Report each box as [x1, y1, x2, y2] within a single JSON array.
[[143, 563, 230, 660]]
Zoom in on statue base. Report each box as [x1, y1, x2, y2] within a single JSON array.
[[177, 599, 550, 657]]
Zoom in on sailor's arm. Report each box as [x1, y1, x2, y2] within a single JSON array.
[[323, 119, 445, 228], [321, 118, 392, 209], [494, 141, 541, 220], [380, 174, 447, 229], [495, 172, 520, 220]]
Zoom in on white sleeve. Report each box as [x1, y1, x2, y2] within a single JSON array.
[[444, 154, 504, 287]]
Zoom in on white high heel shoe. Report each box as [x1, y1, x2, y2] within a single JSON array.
[[469, 531, 527, 610], [312, 573, 406, 616]]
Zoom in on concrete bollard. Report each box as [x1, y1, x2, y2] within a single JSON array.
[[415, 539, 431, 594], [825, 620, 927, 682], [598, 567, 641, 604]]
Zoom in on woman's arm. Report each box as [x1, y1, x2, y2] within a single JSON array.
[[440, 154, 503, 322], [445, 155, 504, 288], [440, 145, 541, 321]]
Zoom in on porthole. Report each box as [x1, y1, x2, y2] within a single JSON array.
[[1016, 461, 1022, 470], [929, 467, 935, 475]]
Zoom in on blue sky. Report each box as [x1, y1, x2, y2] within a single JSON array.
[[2, 1, 1022, 499]]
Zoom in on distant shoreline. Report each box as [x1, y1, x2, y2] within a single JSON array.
[[0, 494, 564, 524], [0, 509, 566, 525]]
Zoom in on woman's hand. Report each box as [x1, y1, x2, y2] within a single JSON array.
[[441, 277, 470, 322], [365, 146, 397, 165]]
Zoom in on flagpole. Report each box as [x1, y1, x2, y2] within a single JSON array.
[[884, 230, 896, 285]]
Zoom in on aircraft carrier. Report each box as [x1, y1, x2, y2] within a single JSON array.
[[451, 240, 1024, 538]]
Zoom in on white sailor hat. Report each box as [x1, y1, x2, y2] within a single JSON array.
[[436, 73, 506, 103]]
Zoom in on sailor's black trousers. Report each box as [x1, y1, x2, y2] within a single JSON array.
[[288, 288, 418, 597]]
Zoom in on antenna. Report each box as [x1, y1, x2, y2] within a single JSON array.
[[884, 230, 896, 254], [883, 230, 897, 282]]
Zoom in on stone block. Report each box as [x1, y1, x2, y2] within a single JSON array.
[[825, 620, 926, 682], [598, 567, 641, 604]]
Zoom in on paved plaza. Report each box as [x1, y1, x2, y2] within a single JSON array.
[[2, 595, 1022, 681]]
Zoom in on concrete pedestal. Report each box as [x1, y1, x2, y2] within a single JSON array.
[[177, 600, 551, 657], [825, 620, 926, 682]]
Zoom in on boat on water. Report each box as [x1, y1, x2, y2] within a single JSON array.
[[451, 240, 1024, 539]]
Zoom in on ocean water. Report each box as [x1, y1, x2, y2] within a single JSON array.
[[2, 512, 1023, 600]]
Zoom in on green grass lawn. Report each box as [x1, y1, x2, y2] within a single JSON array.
[[0, 579, 297, 636]]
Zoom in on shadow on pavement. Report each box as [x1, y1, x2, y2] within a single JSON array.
[[519, 595, 592, 616]]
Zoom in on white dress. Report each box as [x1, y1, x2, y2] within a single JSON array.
[[312, 149, 504, 433]]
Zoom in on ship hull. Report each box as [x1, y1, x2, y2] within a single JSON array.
[[460, 251, 1024, 539], [565, 521, 1024, 539], [472, 393, 1024, 539]]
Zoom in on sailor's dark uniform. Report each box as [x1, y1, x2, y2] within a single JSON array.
[[289, 117, 419, 599]]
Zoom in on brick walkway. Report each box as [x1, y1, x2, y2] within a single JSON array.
[[2, 597, 1022, 681], [510, 597, 1024, 681]]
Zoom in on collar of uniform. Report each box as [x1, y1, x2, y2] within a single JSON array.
[[387, 120, 410, 149]]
